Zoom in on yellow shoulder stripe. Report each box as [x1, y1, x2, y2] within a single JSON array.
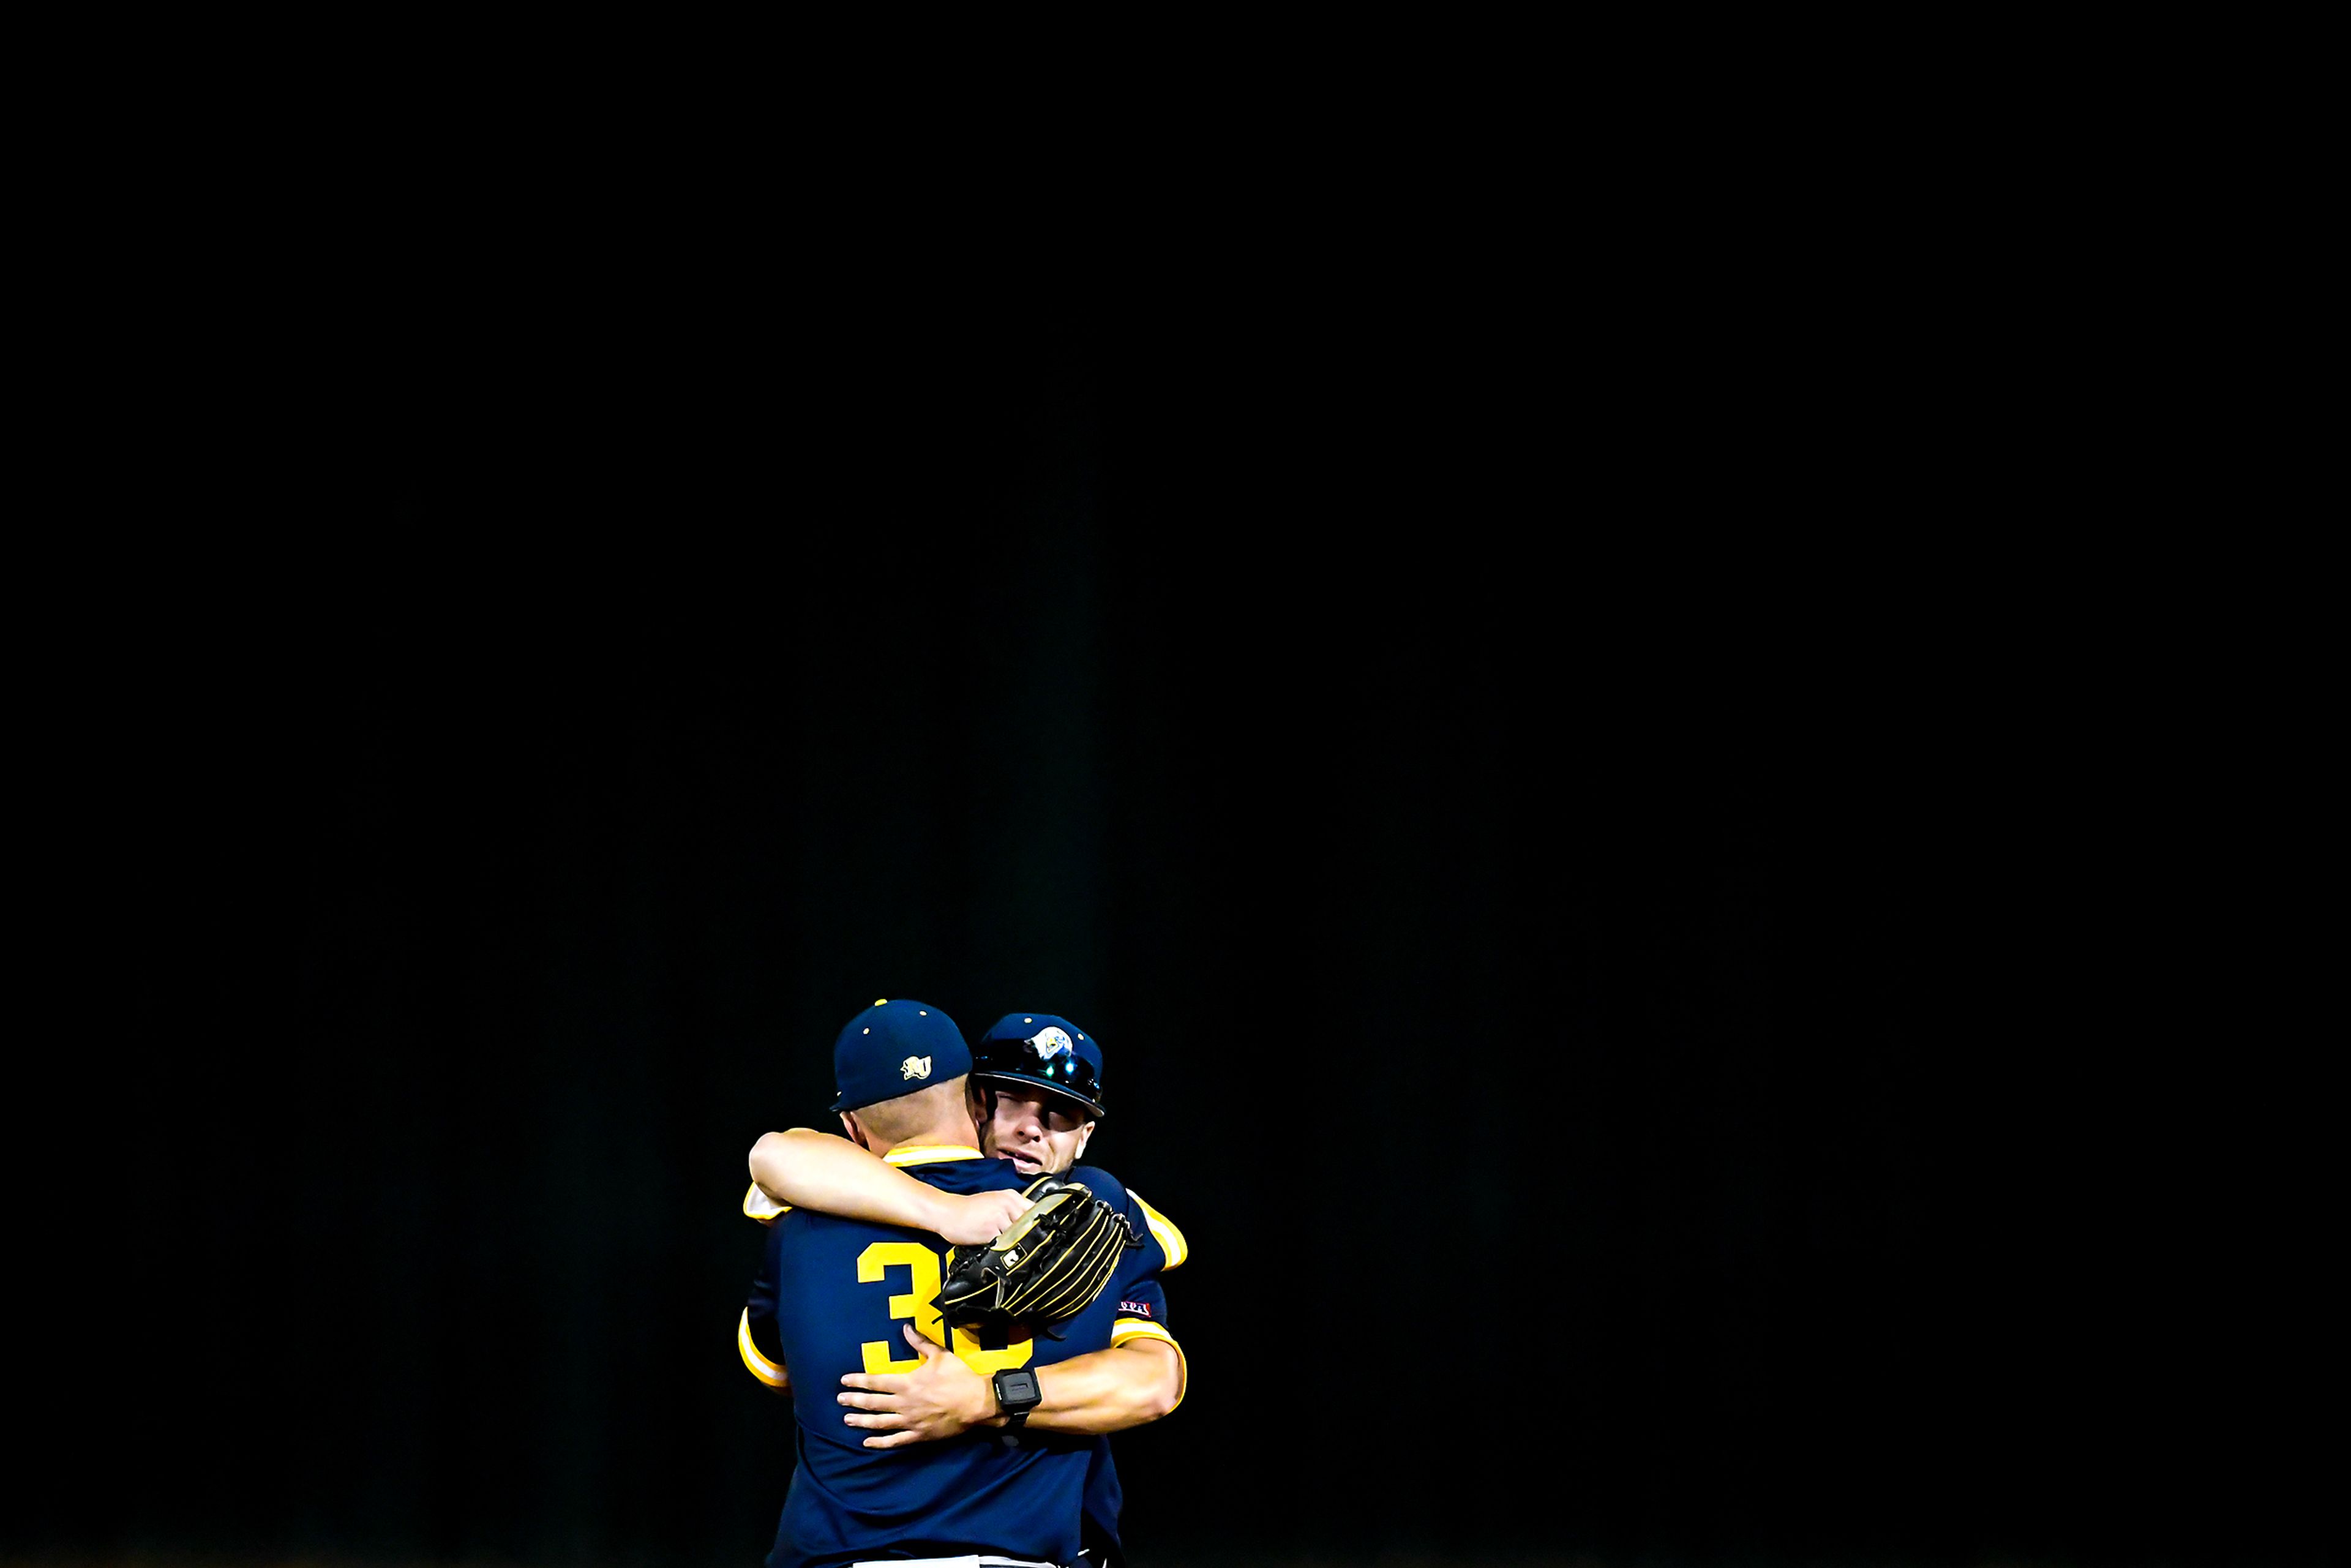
[[1111, 1318, 1187, 1411], [737, 1308, 789, 1389], [1111, 1317, 1174, 1346], [1129, 1190, 1188, 1269], [743, 1182, 791, 1223], [883, 1144, 986, 1166]]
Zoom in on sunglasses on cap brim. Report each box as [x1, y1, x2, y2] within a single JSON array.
[[971, 1037, 1101, 1110]]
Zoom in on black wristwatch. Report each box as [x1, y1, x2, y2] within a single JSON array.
[[992, 1367, 1041, 1430]]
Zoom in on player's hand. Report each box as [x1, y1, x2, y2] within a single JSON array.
[[935, 1187, 1032, 1246], [837, 1324, 995, 1449]]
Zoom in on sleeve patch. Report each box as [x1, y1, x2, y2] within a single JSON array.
[[1119, 1299, 1154, 1318]]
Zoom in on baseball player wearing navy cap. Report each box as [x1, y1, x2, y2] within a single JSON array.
[[967, 1014, 1181, 1568], [738, 1001, 1180, 1568], [827, 997, 972, 1117], [744, 1010, 1187, 1568]]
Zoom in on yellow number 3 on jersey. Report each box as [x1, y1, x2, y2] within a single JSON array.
[[857, 1240, 1035, 1377]]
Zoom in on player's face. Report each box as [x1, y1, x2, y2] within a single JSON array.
[[984, 1087, 1094, 1177]]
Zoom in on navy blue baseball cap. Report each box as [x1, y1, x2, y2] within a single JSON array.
[[972, 1013, 1106, 1120], [831, 999, 972, 1114]]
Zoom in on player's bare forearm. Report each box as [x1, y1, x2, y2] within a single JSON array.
[[838, 1327, 1183, 1449], [746, 1130, 1027, 1244], [1015, 1338, 1183, 1435]]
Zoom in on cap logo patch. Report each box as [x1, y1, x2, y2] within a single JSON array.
[[1028, 1027, 1074, 1059], [901, 1055, 932, 1081]]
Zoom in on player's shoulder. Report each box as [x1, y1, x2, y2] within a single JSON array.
[[1067, 1165, 1188, 1267], [1120, 1182, 1190, 1270], [1065, 1161, 1133, 1209]]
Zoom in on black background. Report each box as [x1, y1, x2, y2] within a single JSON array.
[[10, 306, 2329, 1567]]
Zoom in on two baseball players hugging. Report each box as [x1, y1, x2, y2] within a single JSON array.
[[738, 1000, 1190, 1568]]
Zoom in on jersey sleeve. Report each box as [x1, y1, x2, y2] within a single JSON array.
[[738, 1214, 790, 1389], [1060, 1169, 1184, 1399], [743, 1179, 790, 1225], [1111, 1274, 1173, 1343], [1065, 1166, 1189, 1397], [1109, 1274, 1186, 1410]]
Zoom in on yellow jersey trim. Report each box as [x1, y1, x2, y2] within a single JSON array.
[[743, 1182, 791, 1223], [738, 1308, 790, 1389], [1112, 1318, 1188, 1411], [882, 1144, 985, 1166], [1130, 1190, 1188, 1269]]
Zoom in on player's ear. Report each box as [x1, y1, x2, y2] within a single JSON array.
[[841, 1112, 868, 1150], [1075, 1123, 1094, 1161]]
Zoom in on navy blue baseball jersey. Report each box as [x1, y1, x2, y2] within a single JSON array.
[[1079, 1191, 1187, 1568], [740, 1145, 1167, 1568]]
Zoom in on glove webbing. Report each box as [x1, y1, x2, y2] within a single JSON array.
[[998, 1201, 1134, 1322]]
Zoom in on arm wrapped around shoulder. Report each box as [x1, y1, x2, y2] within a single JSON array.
[[939, 1171, 1144, 1333]]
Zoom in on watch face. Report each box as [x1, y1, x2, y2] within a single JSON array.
[[997, 1369, 1040, 1403]]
